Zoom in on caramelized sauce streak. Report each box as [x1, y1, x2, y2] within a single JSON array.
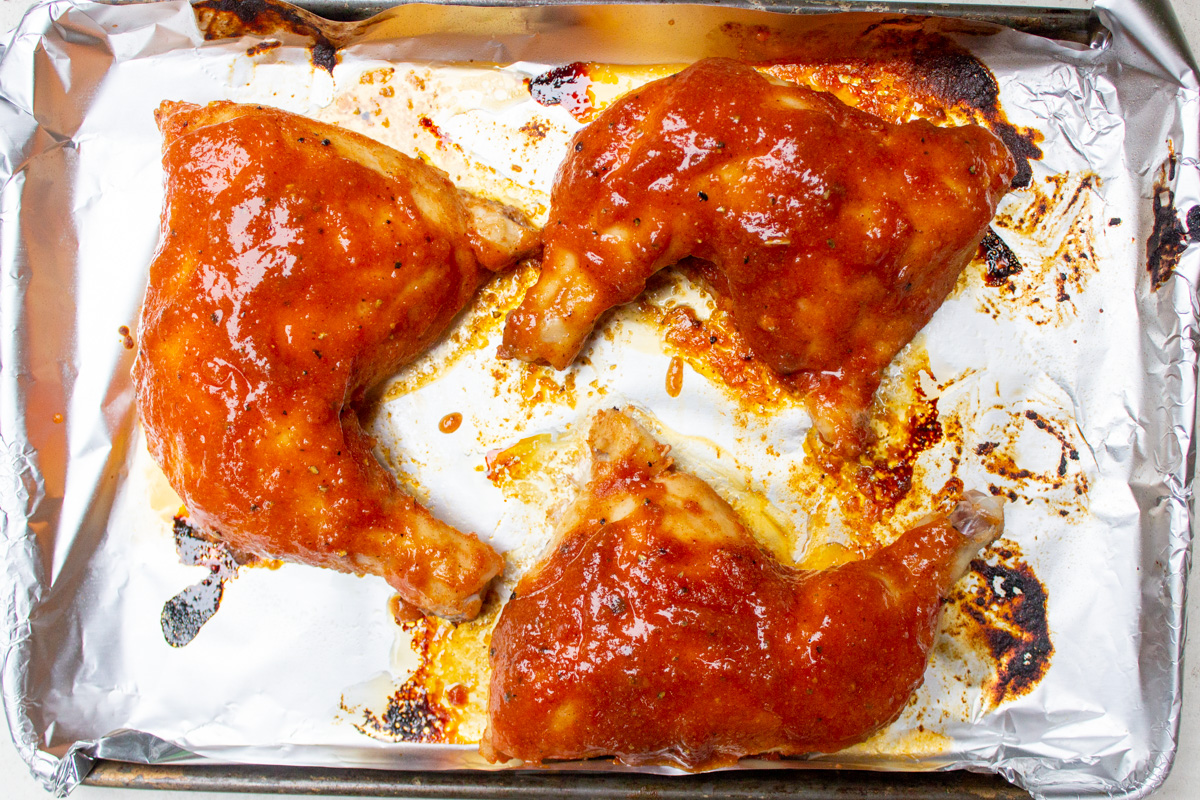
[[977, 411, 1086, 506], [245, 40, 282, 57], [852, 400, 944, 518], [658, 305, 792, 411], [438, 412, 463, 434]]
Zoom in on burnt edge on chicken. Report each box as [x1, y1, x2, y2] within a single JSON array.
[[903, 40, 1040, 189], [718, 18, 1043, 188]]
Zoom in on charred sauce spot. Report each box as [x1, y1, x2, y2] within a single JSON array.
[[1147, 167, 1200, 290], [978, 228, 1022, 288], [161, 577, 223, 648], [245, 40, 281, 57], [985, 173, 1100, 325], [1054, 273, 1070, 303], [957, 547, 1053, 706], [527, 63, 594, 121], [358, 682, 447, 742], [350, 620, 450, 743], [417, 115, 450, 148], [161, 516, 240, 647], [193, 0, 339, 74], [310, 40, 337, 73]]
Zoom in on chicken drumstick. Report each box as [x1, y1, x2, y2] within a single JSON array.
[[501, 58, 1015, 449], [482, 409, 1003, 766], [136, 102, 536, 620]]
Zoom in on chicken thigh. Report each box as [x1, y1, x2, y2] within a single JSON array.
[[135, 101, 536, 620], [482, 409, 1003, 767], [501, 58, 1015, 448]]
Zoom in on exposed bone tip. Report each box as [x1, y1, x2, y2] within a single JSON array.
[[950, 490, 1005, 550]]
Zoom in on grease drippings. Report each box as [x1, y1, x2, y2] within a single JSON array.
[[161, 516, 240, 647], [350, 620, 450, 743], [665, 356, 684, 397]]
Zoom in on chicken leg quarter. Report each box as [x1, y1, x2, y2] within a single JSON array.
[[482, 409, 1003, 767], [501, 58, 1015, 448], [135, 102, 536, 620]]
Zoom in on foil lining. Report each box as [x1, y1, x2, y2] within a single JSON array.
[[0, 0, 1197, 797]]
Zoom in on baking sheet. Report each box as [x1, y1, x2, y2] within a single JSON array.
[[0, 0, 1197, 798]]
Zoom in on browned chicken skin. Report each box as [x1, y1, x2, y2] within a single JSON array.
[[135, 102, 536, 620], [501, 58, 1015, 448], [482, 409, 1003, 767]]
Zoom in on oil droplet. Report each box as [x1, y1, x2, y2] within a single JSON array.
[[117, 325, 134, 349], [665, 356, 684, 398], [446, 683, 469, 707], [52, 413, 64, 424], [439, 412, 463, 434], [390, 593, 425, 624]]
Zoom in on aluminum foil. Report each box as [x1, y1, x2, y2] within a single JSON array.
[[0, 0, 1197, 797]]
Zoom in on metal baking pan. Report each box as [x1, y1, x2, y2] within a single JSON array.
[[1, 0, 1196, 797]]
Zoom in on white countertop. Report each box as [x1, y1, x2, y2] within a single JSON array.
[[1, 1, 1197, 798]]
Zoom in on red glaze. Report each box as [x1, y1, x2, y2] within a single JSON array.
[[501, 58, 1015, 449], [483, 410, 1002, 767], [136, 102, 535, 619]]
